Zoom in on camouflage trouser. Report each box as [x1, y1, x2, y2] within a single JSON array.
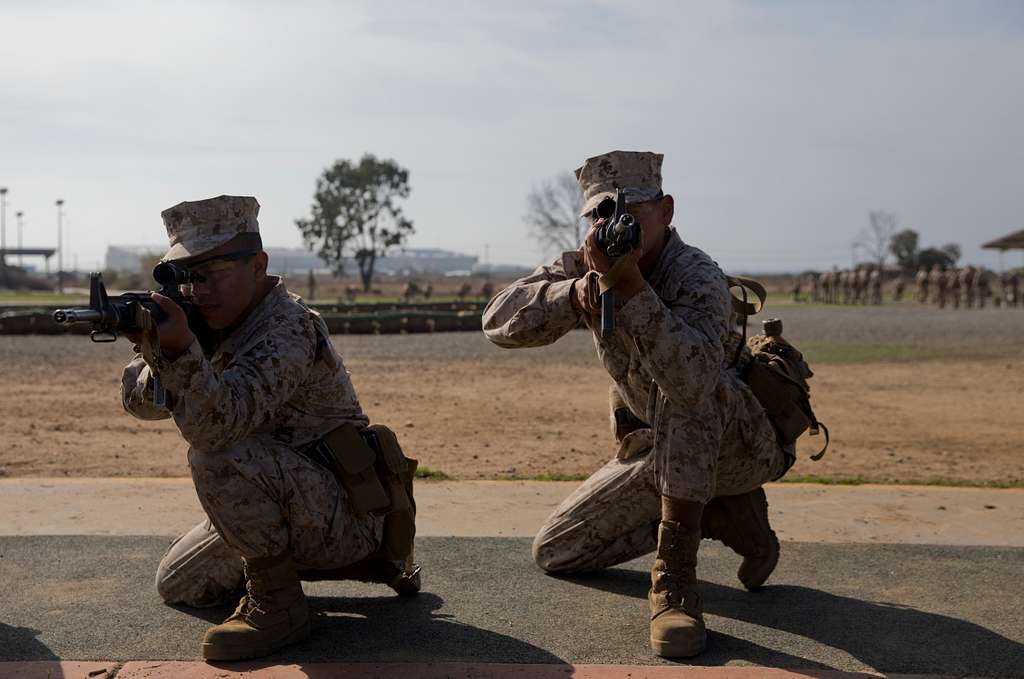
[[156, 435, 383, 607], [533, 393, 791, 573]]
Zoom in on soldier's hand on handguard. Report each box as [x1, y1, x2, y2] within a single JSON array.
[[151, 292, 195, 361]]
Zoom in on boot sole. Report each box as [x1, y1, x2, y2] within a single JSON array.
[[650, 633, 706, 658], [201, 619, 311, 661]]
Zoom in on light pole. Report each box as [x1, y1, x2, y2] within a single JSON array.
[[16, 211, 23, 267], [0, 187, 7, 270], [56, 199, 64, 293]]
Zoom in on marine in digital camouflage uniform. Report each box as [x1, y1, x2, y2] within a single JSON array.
[[120, 195, 411, 661], [483, 151, 794, 658]]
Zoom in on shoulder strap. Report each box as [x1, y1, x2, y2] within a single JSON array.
[[799, 398, 830, 461], [726, 275, 767, 368], [727, 276, 767, 317]]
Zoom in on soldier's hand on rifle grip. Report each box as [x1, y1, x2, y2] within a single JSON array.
[[151, 293, 194, 361], [583, 219, 614, 275], [583, 219, 646, 301]]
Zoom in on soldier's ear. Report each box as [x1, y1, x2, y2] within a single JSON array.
[[253, 251, 269, 279], [660, 195, 675, 225]]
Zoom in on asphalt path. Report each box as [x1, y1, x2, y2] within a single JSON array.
[[1, 536, 1022, 676]]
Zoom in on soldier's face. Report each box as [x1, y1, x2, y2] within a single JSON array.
[[188, 251, 269, 329], [629, 195, 674, 249]]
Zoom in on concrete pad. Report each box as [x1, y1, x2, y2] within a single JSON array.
[[1, 537, 1021, 675], [0, 662, 117, 678], [115, 661, 905, 678], [1, 478, 1022, 545]]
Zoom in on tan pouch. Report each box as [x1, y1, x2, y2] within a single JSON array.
[[322, 424, 391, 516], [365, 424, 418, 562], [744, 330, 829, 460], [746, 359, 811, 442]]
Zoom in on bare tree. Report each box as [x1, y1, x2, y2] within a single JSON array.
[[855, 210, 898, 268], [525, 173, 585, 253]]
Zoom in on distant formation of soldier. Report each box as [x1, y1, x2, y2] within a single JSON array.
[[800, 265, 887, 306], [794, 265, 1021, 309], [913, 265, 1020, 309]]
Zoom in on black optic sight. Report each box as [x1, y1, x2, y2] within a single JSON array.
[[592, 192, 641, 258]]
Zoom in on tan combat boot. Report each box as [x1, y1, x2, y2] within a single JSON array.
[[701, 486, 779, 591], [649, 520, 706, 658], [201, 551, 310, 661]]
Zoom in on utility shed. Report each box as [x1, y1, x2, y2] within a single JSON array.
[[982, 229, 1024, 251]]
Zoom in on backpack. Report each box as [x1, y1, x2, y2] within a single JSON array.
[[727, 277, 829, 461]]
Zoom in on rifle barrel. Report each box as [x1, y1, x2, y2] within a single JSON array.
[[53, 308, 102, 324]]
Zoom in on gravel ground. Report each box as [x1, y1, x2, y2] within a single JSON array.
[[1, 304, 1022, 483], [2, 302, 1021, 368]]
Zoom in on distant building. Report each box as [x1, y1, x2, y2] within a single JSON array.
[[105, 245, 164, 272], [104, 244, 479, 276], [378, 248, 478, 276]]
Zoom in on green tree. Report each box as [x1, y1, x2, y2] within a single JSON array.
[[296, 154, 414, 291], [918, 247, 956, 270], [889, 229, 920, 271]]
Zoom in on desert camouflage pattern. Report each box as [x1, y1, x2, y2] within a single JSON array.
[[483, 228, 789, 507], [155, 517, 245, 607], [575, 150, 664, 217], [121, 277, 367, 452], [122, 277, 381, 605], [160, 194, 260, 261]]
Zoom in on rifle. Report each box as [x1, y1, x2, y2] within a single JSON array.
[[53, 263, 199, 409], [591, 189, 642, 338]]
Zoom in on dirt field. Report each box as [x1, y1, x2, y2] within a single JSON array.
[[1, 303, 1022, 485]]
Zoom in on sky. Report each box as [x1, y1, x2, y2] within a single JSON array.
[[1, 0, 1023, 274]]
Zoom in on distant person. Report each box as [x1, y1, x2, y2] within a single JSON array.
[[306, 268, 316, 301], [402, 280, 422, 302], [855, 267, 869, 305], [959, 266, 975, 308], [484, 151, 797, 659], [947, 268, 961, 309], [120, 196, 418, 660], [869, 267, 882, 305], [915, 266, 929, 303], [842, 269, 854, 305], [976, 269, 992, 308], [893, 275, 906, 302], [929, 264, 946, 307]]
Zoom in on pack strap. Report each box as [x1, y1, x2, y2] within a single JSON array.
[[727, 275, 767, 368], [801, 398, 830, 461], [727, 276, 767, 317]]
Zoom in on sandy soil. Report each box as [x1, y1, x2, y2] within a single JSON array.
[[1, 305, 1022, 484]]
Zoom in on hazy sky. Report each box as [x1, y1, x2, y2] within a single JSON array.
[[1, 0, 1022, 273]]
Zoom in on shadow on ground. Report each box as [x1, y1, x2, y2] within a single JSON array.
[[1, 536, 1022, 675], [167, 592, 567, 665], [558, 561, 1024, 676], [0, 624, 58, 660]]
